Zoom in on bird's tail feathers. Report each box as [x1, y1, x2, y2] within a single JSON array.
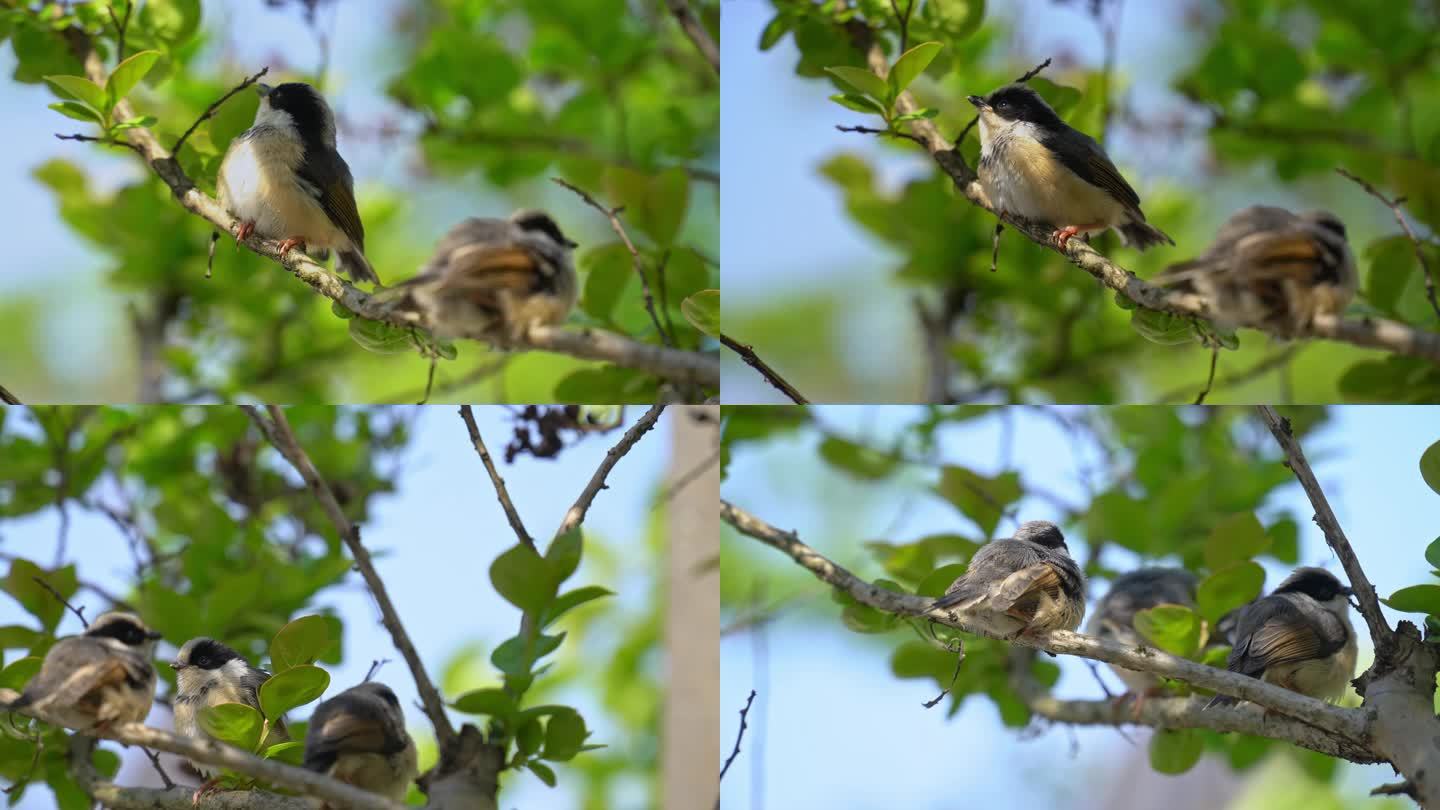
[[1119, 219, 1175, 251], [339, 250, 380, 285]]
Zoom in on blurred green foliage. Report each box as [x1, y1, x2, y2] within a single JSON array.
[[0, 0, 718, 402], [719, 404, 1440, 784], [728, 0, 1440, 402], [0, 404, 666, 805]]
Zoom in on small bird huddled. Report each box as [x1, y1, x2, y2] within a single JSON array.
[[4, 615, 418, 805]]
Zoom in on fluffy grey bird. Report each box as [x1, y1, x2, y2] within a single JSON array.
[[304, 681, 417, 806], [929, 520, 1086, 638], [388, 210, 578, 344], [1087, 567, 1199, 695], [217, 81, 378, 284], [6, 612, 161, 731], [1205, 567, 1356, 708], [1154, 205, 1356, 337]]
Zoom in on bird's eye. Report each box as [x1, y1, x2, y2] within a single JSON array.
[[195, 656, 210, 667], [995, 100, 1009, 111]]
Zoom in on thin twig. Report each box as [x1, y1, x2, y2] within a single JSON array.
[[1194, 346, 1219, 404], [0, 384, 19, 405], [990, 223, 1003, 272], [363, 659, 391, 683], [720, 333, 809, 404], [457, 406, 536, 550], [551, 177, 674, 348], [173, 67, 269, 156], [718, 690, 757, 782], [665, 0, 719, 75], [32, 575, 88, 628], [1337, 167, 1440, 323], [660, 447, 721, 502], [142, 747, 174, 789], [955, 57, 1052, 144], [1254, 406, 1394, 658], [105, 0, 132, 63], [242, 406, 457, 750], [888, 0, 914, 54], [557, 404, 666, 535], [418, 358, 437, 405], [835, 123, 926, 147], [1155, 345, 1300, 404], [54, 132, 142, 154], [1371, 781, 1418, 800]]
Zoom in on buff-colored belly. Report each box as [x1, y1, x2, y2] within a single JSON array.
[[219, 134, 351, 251], [981, 136, 1127, 230]]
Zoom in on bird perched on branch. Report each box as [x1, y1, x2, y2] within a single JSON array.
[[6, 612, 161, 731], [171, 638, 290, 799], [1088, 567, 1198, 696], [385, 210, 578, 344], [968, 83, 1173, 251], [1205, 567, 1356, 708], [218, 81, 379, 284], [928, 520, 1086, 638], [1154, 205, 1356, 337], [304, 681, 418, 806]]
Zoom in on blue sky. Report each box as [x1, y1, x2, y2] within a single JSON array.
[[720, 406, 1440, 809], [1, 405, 677, 809]]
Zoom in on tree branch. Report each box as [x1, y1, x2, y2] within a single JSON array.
[[839, 30, 1440, 367], [0, 696, 404, 809], [55, 29, 716, 391], [720, 333, 809, 404], [241, 406, 456, 749], [1336, 167, 1440, 323], [718, 500, 1370, 744], [0, 383, 19, 404], [173, 67, 269, 156], [665, 0, 719, 75], [1254, 406, 1394, 656], [457, 406, 535, 550]]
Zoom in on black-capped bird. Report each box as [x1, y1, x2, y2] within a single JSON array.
[[218, 81, 378, 284], [1155, 205, 1356, 337], [929, 520, 1086, 639], [304, 681, 418, 806], [389, 209, 578, 345], [1205, 567, 1356, 708], [968, 84, 1172, 251], [6, 612, 161, 731]]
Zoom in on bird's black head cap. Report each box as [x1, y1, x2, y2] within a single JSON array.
[[512, 210, 577, 248], [1275, 567, 1351, 601], [977, 84, 1064, 129], [1013, 520, 1067, 549]]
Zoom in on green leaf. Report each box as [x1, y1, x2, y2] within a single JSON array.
[[829, 93, 887, 115], [258, 664, 330, 720], [680, 289, 719, 338], [825, 66, 891, 103], [263, 741, 305, 766], [527, 760, 557, 787], [1426, 537, 1440, 571], [888, 41, 942, 94], [818, 435, 898, 480], [0, 656, 42, 691], [490, 542, 559, 614], [111, 115, 157, 131], [915, 563, 967, 598], [139, 0, 201, 47], [934, 467, 1022, 537], [516, 716, 543, 756], [1150, 728, 1203, 774], [542, 709, 587, 761], [1203, 513, 1271, 570], [1133, 604, 1203, 657], [270, 615, 336, 671], [540, 586, 614, 629], [602, 167, 689, 246], [43, 75, 107, 115], [348, 318, 416, 354], [893, 108, 939, 122], [48, 101, 102, 123], [1383, 584, 1440, 615], [758, 15, 791, 50], [545, 528, 583, 585], [105, 50, 160, 108], [1421, 440, 1440, 496], [4, 560, 79, 633], [1197, 561, 1265, 622], [199, 703, 264, 752], [453, 688, 515, 717]]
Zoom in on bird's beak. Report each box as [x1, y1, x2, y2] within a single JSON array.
[[169, 660, 185, 671], [255, 83, 273, 97], [147, 630, 163, 641], [967, 95, 988, 110], [1343, 586, 1355, 597]]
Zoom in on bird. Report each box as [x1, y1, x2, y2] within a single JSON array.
[[1154, 205, 1356, 337], [304, 681, 418, 806], [386, 210, 578, 345], [968, 83, 1173, 251], [217, 81, 379, 284], [6, 611, 161, 732], [171, 637, 290, 795], [1205, 567, 1356, 709], [1088, 567, 1199, 693], [928, 520, 1086, 639]]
